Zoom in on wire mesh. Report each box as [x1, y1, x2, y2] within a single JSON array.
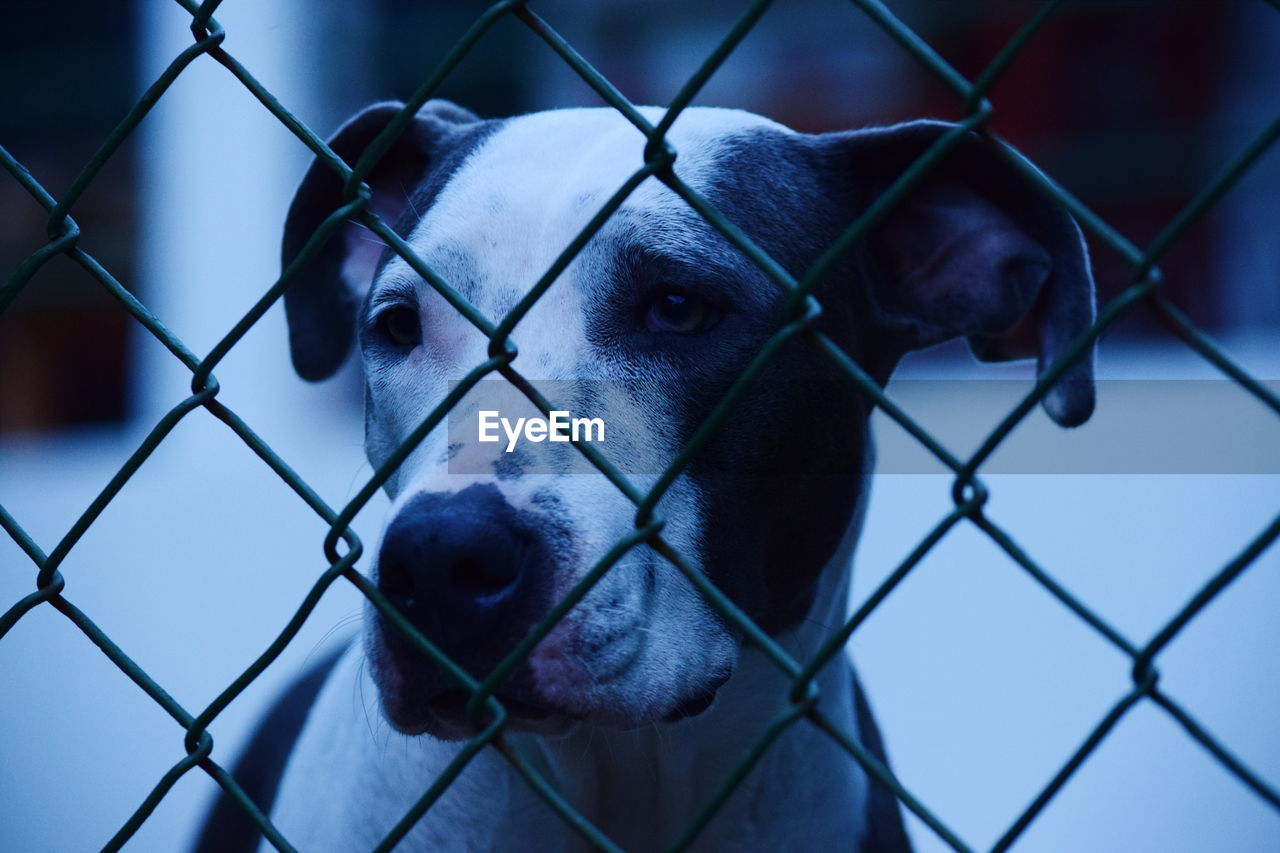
[[2, 1, 1278, 851]]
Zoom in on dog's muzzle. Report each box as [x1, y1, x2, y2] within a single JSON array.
[[371, 481, 731, 737], [372, 483, 569, 735]]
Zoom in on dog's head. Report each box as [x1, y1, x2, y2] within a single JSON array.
[[282, 101, 1095, 738]]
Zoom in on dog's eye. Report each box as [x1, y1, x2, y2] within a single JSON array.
[[644, 290, 718, 334], [377, 305, 422, 349]]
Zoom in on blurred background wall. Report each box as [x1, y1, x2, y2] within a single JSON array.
[[1, 1, 1277, 851]]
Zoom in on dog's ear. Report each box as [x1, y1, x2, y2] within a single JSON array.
[[816, 120, 1096, 427], [282, 100, 480, 381]]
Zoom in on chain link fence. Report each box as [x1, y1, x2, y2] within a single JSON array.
[[2, 0, 1278, 850]]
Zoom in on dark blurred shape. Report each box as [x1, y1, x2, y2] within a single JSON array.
[[2, 0, 1274, 435], [0, 0, 137, 433], [374, 0, 534, 119], [917, 0, 1233, 335]]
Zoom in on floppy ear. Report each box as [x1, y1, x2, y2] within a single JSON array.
[[282, 100, 481, 381], [817, 121, 1096, 427]]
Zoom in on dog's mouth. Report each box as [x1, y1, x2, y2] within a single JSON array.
[[387, 688, 728, 740], [381, 675, 730, 740], [368, 556, 737, 739], [386, 687, 577, 739], [662, 687, 721, 721]]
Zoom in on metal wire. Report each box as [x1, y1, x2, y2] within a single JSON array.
[[2, 0, 1278, 850]]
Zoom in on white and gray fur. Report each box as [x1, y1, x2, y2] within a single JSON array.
[[196, 101, 1095, 853]]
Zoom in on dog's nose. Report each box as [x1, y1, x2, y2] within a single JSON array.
[[378, 484, 528, 615], [381, 512, 522, 603]]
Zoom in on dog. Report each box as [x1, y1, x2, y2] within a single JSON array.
[[196, 100, 1094, 852]]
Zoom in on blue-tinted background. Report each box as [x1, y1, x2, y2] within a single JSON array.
[[1, 1, 1278, 850]]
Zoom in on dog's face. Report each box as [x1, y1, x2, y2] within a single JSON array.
[[282, 102, 1094, 738]]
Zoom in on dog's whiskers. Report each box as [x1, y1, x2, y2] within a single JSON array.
[[310, 610, 363, 662]]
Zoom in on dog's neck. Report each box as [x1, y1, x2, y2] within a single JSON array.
[[508, 515, 870, 851]]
